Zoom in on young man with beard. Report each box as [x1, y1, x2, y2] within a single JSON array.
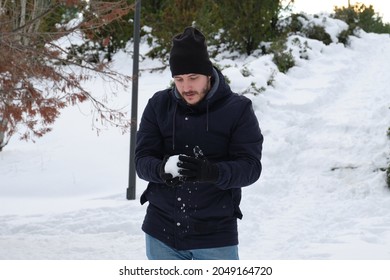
[[135, 27, 263, 260]]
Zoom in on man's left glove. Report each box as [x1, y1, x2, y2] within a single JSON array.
[[159, 155, 183, 187], [178, 155, 219, 184]]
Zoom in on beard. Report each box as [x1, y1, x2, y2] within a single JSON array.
[[181, 79, 211, 99]]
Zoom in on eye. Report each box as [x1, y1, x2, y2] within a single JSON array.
[[174, 77, 183, 82], [190, 75, 198, 80]]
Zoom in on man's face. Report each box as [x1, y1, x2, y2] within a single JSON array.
[[173, 74, 211, 105]]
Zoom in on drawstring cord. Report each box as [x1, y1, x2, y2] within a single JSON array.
[[172, 102, 178, 150], [206, 101, 209, 132]]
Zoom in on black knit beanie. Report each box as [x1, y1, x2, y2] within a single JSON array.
[[169, 27, 213, 77]]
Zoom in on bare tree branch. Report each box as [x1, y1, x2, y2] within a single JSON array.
[[0, 0, 134, 150]]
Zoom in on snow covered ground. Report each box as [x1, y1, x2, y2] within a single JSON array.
[[1, 15, 390, 260]]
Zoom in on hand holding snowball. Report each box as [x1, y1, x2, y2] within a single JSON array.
[[159, 155, 183, 187]]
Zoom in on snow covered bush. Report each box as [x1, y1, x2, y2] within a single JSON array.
[[269, 39, 295, 73], [303, 24, 332, 45], [337, 29, 352, 46]]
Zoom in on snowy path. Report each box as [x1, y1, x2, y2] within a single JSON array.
[[1, 32, 390, 260], [0, 195, 145, 259], [240, 33, 390, 259]]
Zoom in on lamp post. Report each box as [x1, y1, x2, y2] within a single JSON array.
[[127, 0, 141, 200]]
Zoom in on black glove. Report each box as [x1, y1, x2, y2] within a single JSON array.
[[159, 155, 183, 187], [178, 155, 219, 184]]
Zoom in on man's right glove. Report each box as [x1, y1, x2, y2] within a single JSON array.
[[177, 155, 219, 184], [159, 155, 183, 187]]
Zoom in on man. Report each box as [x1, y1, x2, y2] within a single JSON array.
[[135, 27, 263, 260]]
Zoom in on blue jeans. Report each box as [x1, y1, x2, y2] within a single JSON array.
[[145, 234, 239, 260]]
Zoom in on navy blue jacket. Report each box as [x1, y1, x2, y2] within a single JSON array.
[[135, 67, 263, 250]]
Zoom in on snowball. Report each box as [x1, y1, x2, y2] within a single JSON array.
[[164, 155, 181, 178]]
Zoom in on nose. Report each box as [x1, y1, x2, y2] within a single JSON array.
[[182, 79, 192, 93]]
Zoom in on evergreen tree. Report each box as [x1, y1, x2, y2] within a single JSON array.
[[142, 0, 210, 60], [214, 0, 281, 55], [142, 0, 288, 58], [334, 3, 390, 34]]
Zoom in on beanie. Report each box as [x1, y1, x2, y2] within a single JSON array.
[[169, 27, 213, 77]]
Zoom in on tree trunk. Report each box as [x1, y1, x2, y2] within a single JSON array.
[[0, 118, 8, 152], [20, 0, 27, 28]]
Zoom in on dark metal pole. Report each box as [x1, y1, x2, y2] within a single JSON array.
[[127, 0, 141, 200]]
